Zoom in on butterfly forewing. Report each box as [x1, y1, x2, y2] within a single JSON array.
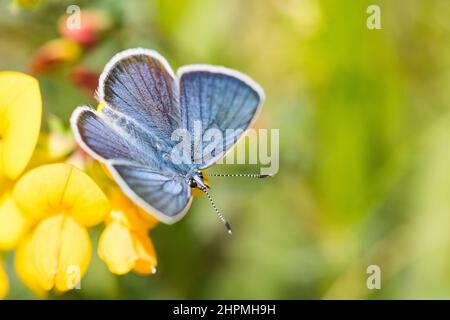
[[98, 48, 181, 141], [72, 106, 178, 173], [73, 108, 136, 162], [178, 66, 264, 169]]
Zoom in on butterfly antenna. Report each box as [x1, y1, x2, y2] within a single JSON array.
[[206, 173, 273, 179], [201, 187, 232, 235]]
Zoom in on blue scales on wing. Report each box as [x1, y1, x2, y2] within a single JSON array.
[[98, 49, 181, 141], [107, 163, 192, 223], [71, 49, 265, 224], [71, 49, 194, 223], [73, 106, 177, 173], [178, 66, 264, 168]]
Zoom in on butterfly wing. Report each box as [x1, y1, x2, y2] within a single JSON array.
[[71, 107, 191, 223], [107, 162, 192, 224], [71, 49, 265, 224], [71, 49, 194, 223], [71, 107, 137, 163], [71, 106, 179, 173], [177, 65, 264, 168], [97, 48, 181, 141]]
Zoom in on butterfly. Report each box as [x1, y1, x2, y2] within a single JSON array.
[[71, 48, 265, 233]]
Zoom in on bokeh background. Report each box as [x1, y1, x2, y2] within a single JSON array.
[[1, 0, 450, 299]]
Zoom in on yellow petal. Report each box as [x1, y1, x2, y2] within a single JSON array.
[[0, 72, 42, 180], [54, 217, 91, 291], [98, 221, 137, 275], [100, 162, 114, 180], [13, 164, 110, 226], [0, 260, 8, 300], [132, 230, 157, 275], [0, 192, 28, 250], [14, 235, 46, 297], [96, 103, 105, 112], [31, 133, 76, 166], [109, 188, 158, 231], [30, 215, 91, 292], [136, 207, 159, 230], [98, 222, 157, 276], [191, 188, 204, 197]]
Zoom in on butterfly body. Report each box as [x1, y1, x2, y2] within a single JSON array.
[[71, 48, 264, 225]]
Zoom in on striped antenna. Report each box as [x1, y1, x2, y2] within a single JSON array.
[[206, 173, 273, 179], [201, 186, 232, 235]]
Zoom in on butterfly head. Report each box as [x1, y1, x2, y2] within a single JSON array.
[[188, 170, 209, 191]]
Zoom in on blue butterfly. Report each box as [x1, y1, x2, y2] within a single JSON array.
[[71, 48, 265, 233]]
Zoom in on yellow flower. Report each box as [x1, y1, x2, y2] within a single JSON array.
[[0, 192, 28, 250], [0, 71, 41, 181], [13, 163, 110, 293], [0, 71, 41, 299], [0, 259, 8, 299], [0, 71, 41, 251], [14, 235, 45, 297], [98, 189, 158, 275], [17, 215, 91, 293]]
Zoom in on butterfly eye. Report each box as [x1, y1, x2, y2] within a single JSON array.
[[188, 178, 197, 188]]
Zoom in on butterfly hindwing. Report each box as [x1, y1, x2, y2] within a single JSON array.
[[72, 106, 191, 223], [107, 162, 192, 224]]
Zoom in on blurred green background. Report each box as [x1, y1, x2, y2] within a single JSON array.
[[1, 0, 450, 299]]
